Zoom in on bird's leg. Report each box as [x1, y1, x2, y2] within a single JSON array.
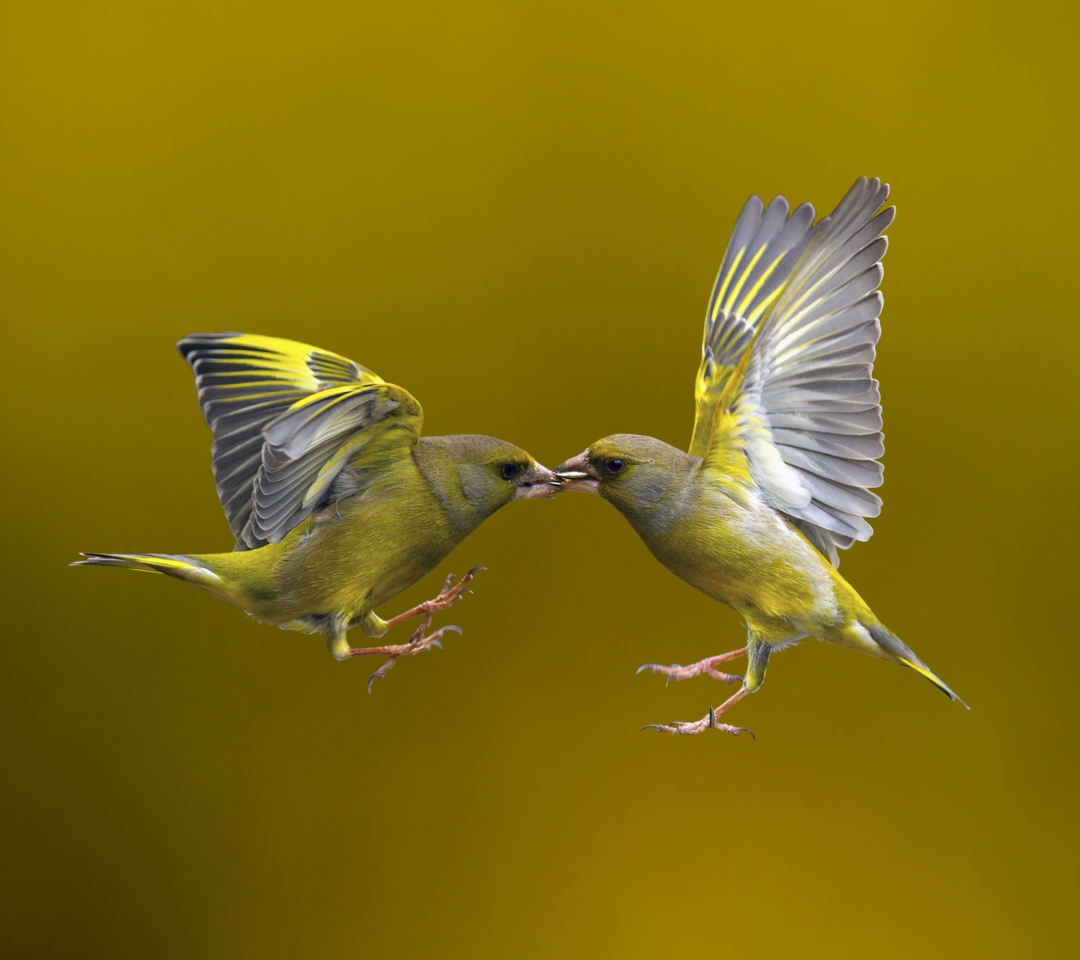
[[642, 686, 754, 737], [642, 639, 770, 738], [328, 569, 483, 690], [636, 646, 747, 685], [344, 608, 463, 693], [379, 567, 485, 631]]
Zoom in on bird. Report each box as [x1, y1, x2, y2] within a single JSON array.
[[555, 177, 965, 736], [74, 332, 558, 690]]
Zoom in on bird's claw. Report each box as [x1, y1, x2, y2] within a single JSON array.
[[641, 707, 753, 738], [359, 624, 463, 692], [357, 568, 486, 691], [381, 567, 486, 633], [425, 567, 485, 613], [636, 662, 671, 676]]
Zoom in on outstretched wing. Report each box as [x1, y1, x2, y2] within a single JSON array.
[[178, 333, 423, 550], [693, 178, 893, 566]]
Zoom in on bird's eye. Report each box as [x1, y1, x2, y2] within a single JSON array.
[[607, 459, 625, 474], [501, 463, 519, 480]]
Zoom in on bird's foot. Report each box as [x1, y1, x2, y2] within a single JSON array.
[[347, 621, 463, 693], [382, 567, 486, 629], [636, 646, 747, 685], [641, 686, 753, 738], [642, 708, 753, 738]]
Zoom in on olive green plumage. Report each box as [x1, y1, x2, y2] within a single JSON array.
[[75, 333, 556, 667], [557, 178, 964, 727]]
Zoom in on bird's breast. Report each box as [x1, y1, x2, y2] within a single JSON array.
[[267, 471, 462, 620], [638, 490, 839, 629]]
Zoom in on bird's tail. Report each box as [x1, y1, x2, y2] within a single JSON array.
[[72, 552, 224, 588], [897, 656, 968, 707], [866, 623, 968, 708]]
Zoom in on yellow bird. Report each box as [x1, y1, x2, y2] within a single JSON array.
[[75, 333, 558, 689], [556, 177, 965, 736]]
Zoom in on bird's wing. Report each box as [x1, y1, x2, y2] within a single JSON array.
[[178, 333, 423, 550], [694, 178, 894, 566]]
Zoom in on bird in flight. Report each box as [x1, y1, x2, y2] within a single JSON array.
[[556, 177, 965, 736], [75, 333, 557, 690]]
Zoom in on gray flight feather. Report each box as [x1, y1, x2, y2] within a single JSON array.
[[178, 333, 421, 550], [701, 177, 894, 566]]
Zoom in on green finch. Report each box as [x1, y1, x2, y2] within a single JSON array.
[[556, 177, 964, 736], [75, 333, 557, 690]]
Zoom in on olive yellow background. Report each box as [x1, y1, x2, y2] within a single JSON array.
[[3, 2, 1077, 957]]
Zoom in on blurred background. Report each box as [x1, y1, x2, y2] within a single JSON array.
[[2, 1, 1077, 957]]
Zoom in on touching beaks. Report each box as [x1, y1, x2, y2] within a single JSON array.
[[513, 463, 560, 499], [554, 452, 601, 495]]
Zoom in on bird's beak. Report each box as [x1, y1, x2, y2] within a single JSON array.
[[513, 463, 560, 500], [553, 452, 600, 495]]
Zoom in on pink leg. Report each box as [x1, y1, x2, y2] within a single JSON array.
[[348, 608, 463, 693], [381, 567, 485, 630], [636, 646, 748, 685], [642, 686, 754, 738]]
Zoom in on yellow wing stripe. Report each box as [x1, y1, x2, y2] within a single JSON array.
[[722, 243, 767, 315], [214, 333, 357, 369], [713, 321, 764, 423], [285, 383, 368, 411], [710, 247, 745, 322], [736, 251, 787, 320], [195, 335, 383, 390], [746, 285, 785, 325], [301, 432, 376, 509]]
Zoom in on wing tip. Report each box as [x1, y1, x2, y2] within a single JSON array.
[[766, 194, 790, 216], [176, 332, 246, 360]]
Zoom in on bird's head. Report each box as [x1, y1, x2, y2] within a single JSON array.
[[554, 434, 691, 518], [419, 435, 559, 528], [489, 442, 560, 503]]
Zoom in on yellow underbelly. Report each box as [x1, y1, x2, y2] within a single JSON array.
[[230, 483, 460, 625], [643, 500, 843, 639]]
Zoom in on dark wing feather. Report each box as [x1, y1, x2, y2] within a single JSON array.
[[178, 333, 422, 549]]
